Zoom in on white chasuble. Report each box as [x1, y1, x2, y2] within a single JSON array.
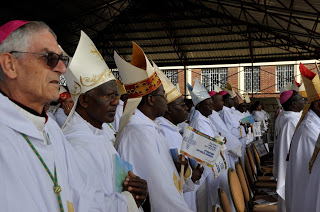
[[285, 110, 320, 212], [273, 110, 301, 212], [209, 110, 243, 168], [190, 110, 235, 212], [219, 106, 246, 162], [63, 112, 138, 212], [0, 93, 100, 212], [117, 109, 192, 212], [155, 116, 198, 211]]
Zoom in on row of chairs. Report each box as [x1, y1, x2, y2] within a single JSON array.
[[213, 143, 278, 212]]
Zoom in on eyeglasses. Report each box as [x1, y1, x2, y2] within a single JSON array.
[[152, 93, 168, 99], [10, 51, 69, 69]]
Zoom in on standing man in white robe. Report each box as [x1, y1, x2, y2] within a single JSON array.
[[209, 90, 242, 169], [115, 43, 193, 212], [0, 20, 104, 212], [62, 31, 148, 212], [188, 79, 232, 212], [273, 90, 305, 212], [154, 68, 203, 211], [220, 92, 247, 162], [285, 63, 320, 212]]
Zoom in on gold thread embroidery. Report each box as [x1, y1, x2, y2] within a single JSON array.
[[90, 44, 104, 62], [67, 201, 75, 212], [70, 81, 81, 98], [80, 70, 112, 87]]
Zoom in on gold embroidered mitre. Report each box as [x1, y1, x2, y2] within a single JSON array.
[[153, 61, 182, 103], [114, 42, 161, 98], [64, 31, 115, 100]]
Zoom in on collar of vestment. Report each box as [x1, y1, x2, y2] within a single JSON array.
[[129, 109, 163, 133], [155, 116, 181, 133], [283, 110, 303, 118], [0, 92, 46, 141], [223, 106, 231, 112]]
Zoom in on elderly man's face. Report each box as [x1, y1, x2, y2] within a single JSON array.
[[14, 30, 66, 105], [85, 80, 119, 124]]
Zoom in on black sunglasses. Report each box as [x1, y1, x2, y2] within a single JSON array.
[[10, 51, 69, 69]]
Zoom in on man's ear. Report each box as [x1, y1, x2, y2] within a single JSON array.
[[0, 53, 18, 79], [78, 93, 89, 109], [146, 95, 154, 106]]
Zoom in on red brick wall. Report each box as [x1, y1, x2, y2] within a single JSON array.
[[227, 67, 238, 92], [259, 65, 277, 98], [191, 69, 202, 86], [177, 69, 185, 96]]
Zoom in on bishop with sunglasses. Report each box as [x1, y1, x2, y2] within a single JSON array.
[[0, 20, 120, 212]]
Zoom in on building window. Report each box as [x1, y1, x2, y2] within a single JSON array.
[[201, 68, 228, 90], [244, 66, 260, 92], [163, 70, 178, 85], [111, 69, 122, 81], [59, 75, 66, 86], [276, 65, 294, 91]]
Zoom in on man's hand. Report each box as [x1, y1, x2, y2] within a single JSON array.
[[123, 171, 148, 208], [191, 164, 204, 182], [174, 154, 188, 174]]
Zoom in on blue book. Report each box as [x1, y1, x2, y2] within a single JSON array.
[[240, 115, 255, 124], [113, 154, 133, 193], [170, 148, 179, 162], [189, 158, 199, 169]]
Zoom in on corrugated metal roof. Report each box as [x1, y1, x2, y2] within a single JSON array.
[[1, 0, 319, 67]]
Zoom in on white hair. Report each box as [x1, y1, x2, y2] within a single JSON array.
[[0, 21, 57, 81]]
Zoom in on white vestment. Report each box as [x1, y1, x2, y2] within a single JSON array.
[[209, 110, 243, 168], [219, 106, 247, 162], [155, 116, 198, 212], [117, 109, 192, 212], [63, 112, 138, 212], [285, 110, 320, 212], [54, 107, 68, 128], [190, 110, 235, 212], [303, 140, 320, 211], [0, 93, 104, 212], [252, 110, 268, 132], [273, 110, 301, 212], [111, 99, 124, 132]]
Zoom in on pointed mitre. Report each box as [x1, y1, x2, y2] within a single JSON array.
[[243, 93, 251, 104], [153, 61, 182, 103], [114, 42, 161, 98], [236, 92, 244, 104], [300, 63, 320, 103], [113, 42, 162, 149], [294, 75, 306, 98], [62, 31, 115, 128], [222, 82, 236, 98], [187, 78, 211, 106], [115, 77, 127, 96]]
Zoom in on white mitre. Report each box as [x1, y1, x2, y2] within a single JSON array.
[[153, 61, 182, 103], [62, 31, 115, 129], [187, 78, 211, 106]]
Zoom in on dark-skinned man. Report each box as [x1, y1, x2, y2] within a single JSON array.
[[187, 78, 232, 211], [114, 43, 193, 212], [285, 63, 320, 212], [209, 89, 242, 168], [273, 86, 306, 212], [220, 90, 247, 162], [154, 67, 203, 211], [62, 32, 148, 212]]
